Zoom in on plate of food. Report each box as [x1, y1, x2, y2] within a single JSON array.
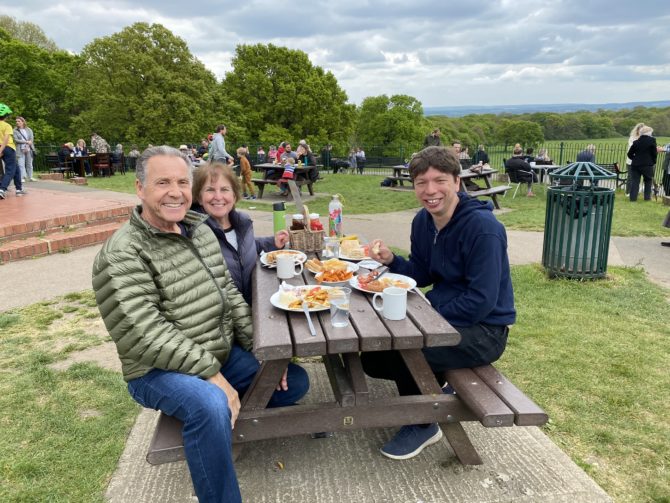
[[305, 258, 359, 286], [260, 249, 308, 268], [349, 271, 417, 293], [270, 284, 339, 312], [338, 239, 370, 261]]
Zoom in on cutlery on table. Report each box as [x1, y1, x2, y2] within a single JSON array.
[[302, 301, 317, 337]]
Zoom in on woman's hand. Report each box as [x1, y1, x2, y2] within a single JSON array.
[[369, 239, 394, 265], [274, 230, 290, 249]]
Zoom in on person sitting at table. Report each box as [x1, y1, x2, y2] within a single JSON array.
[[277, 157, 296, 196], [297, 140, 319, 181], [192, 161, 290, 304], [535, 148, 552, 164], [256, 145, 266, 164], [58, 142, 74, 163], [505, 147, 537, 197], [523, 147, 535, 164], [472, 144, 489, 166], [92, 146, 308, 503], [73, 139, 92, 176], [576, 144, 596, 163], [279, 142, 298, 163], [267, 145, 278, 164], [365, 146, 516, 461]]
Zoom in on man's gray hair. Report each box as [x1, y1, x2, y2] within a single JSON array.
[[136, 145, 192, 184]]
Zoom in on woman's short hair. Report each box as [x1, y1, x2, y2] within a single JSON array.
[[639, 125, 654, 136], [192, 162, 241, 204]]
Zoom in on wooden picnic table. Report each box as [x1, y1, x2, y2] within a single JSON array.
[[253, 163, 318, 198], [147, 255, 548, 467], [460, 167, 510, 210]]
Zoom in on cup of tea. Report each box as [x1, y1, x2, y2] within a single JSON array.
[[372, 287, 407, 321], [276, 254, 303, 280]]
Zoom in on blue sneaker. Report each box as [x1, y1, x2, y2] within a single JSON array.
[[442, 383, 456, 395], [380, 424, 442, 460]]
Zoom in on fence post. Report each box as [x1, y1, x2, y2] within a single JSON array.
[[558, 142, 565, 165]]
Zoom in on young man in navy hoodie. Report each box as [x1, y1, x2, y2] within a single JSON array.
[[365, 145, 516, 460]]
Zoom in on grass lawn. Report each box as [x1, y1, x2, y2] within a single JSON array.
[[87, 170, 670, 238], [1, 267, 668, 502]]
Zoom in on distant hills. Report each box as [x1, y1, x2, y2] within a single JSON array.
[[424, 100, 670, 117]]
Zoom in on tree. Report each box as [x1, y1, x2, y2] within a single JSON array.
[[71, 23, 219, 145], [355, 94, 425, 156], [221, 43, 355, 143], [0, 29, 76, 143], [496, 119, 544, 149], [0, 15, 59, 51]]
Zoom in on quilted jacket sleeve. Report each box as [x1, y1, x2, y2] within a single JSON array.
[[93, 248, 222, 379], [220, 265, 254, 351]]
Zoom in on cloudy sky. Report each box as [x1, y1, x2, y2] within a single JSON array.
[[7, 0, 670, 107]]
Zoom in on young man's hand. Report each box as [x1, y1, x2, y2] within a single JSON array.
[[369, 239, 393, 265]]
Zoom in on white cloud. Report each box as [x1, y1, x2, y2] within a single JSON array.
[[6, 0, 670, 106]]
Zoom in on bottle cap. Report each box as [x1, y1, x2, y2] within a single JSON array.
[[273, 202, 285, 211], [292, 214, 304, 220], [309, 213, 319, 219]]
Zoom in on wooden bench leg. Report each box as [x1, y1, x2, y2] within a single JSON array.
[[440, 422, 483, 465], [257, 183, 265, 198], [491, 194, 501, 209]]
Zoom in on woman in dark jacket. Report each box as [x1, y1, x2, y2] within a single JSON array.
[[192, 162, 290, 304], [627, 125, 658, 202]]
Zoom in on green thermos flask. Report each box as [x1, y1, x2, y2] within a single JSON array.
[[273, 202, 286, 234]]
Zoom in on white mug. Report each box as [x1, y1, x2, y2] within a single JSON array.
[[372, 287, 407, 321], [276, 254, 304, 279]]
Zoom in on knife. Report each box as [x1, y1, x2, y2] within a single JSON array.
[[302, 301, 317, 337], [375, 266, 390, 280]]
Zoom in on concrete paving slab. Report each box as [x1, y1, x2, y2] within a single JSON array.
[[106, 363, 611, 503]]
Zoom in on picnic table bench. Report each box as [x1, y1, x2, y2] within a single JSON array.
[[147, 257, 547, 467], [460, 168, 511, 210]]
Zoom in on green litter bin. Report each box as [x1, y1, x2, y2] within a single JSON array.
[[542, 162, 616, 279]]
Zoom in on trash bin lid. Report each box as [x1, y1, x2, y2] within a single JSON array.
[[549, 161, 616, 182]]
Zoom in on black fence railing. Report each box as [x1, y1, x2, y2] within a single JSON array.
[[28, 142, 668, 196]]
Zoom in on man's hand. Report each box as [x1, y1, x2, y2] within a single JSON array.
[[369, 239, 393, 265], [274, 230, 290, 249], [276, 368, 288, 391], [207, 373, 240, 426], [226, 158, 234, 166]]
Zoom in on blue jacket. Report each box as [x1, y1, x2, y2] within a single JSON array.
[[389, 193, 515, 328], [193, 206, 277, 305]]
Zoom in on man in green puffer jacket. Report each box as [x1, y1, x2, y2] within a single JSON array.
[[92, 146, 309, 503]]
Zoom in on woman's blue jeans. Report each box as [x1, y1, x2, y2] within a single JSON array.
[[127, 345, 309, 503]]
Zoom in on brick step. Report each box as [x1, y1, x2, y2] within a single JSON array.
[[0, 204, 135, 243], [0, 221, 124, 264]]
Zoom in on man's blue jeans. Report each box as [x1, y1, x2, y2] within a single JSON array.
[[127, 345, 309, 503], [0, 146, 21, 191]]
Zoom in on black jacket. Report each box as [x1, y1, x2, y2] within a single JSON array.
[[627, 135, 657, 167]]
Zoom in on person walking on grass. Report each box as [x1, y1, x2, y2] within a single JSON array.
[[0, 103, 27, 199], [627, 125, 657, 202], [92, 146, 308, 503], [364, 146, 515, 460]]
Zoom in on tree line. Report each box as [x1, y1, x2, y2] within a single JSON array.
[[1, 16, 668, 158]]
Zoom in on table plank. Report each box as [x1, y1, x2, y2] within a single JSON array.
[[304, 273, 360, 354], [349, 289, 393, 352], [406, 291, 461, 347], [252, 266, 294, 361]]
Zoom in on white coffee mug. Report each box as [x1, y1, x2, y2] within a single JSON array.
[[372, 287, 407, 321], [276, 254, 304, 279]]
